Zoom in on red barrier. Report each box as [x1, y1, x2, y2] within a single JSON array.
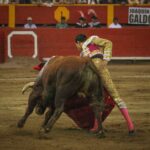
[[0, 28, 5, 63], [1, 27, 149, 63], [15, 5, 107, 24], [0, 5, 8, 24], [15, 6, 56, 25], [1, 5, 150, 26], [11, 34, 35, 56]]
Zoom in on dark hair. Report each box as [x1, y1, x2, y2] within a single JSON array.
[[113, 17, 118, 21], [75, 34, 87, 43], [79, 17, 86, 21], [61, 16, 66, 20], [91, 15, 98, 20]]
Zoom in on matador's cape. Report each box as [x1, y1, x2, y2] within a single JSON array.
[[33, 63, 115, 130], [64, 89, 115, 130]]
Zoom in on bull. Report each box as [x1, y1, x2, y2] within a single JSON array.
[[17, 56, 105, 138]]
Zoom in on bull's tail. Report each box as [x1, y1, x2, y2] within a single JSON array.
[[22, 82, 35, 94]]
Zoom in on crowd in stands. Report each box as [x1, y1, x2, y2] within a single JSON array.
[[0, 0, 149, 28], [0, 0, 150, 4], [22, 15, 122, 29]]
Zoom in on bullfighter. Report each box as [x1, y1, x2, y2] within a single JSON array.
[[75, 34, 135, 135]]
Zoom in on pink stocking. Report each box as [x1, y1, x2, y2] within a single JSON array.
[[120, 108, 134, 131]]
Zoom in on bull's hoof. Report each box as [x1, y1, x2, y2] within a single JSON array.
[[38, 128, 51, 139], [38, 133, 50, 139], [44, 127, 50, 133], [17, 120, 24, 128], [96, 131, 105, 138], [129, 130, 135, 136]]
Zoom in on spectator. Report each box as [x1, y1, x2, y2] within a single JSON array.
[[87, 0, 100, 4], [101, 0, 113, 3], [108, 17, 122, 29], [56, 16, 68, 29], [0, 0, 9, 3], [24, 17, 37, 29], [119, 0, 128, 4], [88, 15, 101, 28], [128, 0, 139, 4], [0, 24, 5, 28], [76, 17, 88, 28], [77, 0, 87, 3], [145, 0, 150, 3], [19, 0, 31, 3]]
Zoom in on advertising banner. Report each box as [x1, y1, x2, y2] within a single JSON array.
[[128, 7, 150, 25]]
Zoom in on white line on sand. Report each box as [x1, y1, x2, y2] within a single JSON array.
[[0, 78, 35, 81], [0, 75, 150, 81], [121, 75, 150, 78]]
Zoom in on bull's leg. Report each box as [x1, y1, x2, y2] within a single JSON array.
[[90, 95, 105, 137], [41, 107, 54, 127], [17, 92, 39, 128], [39, 102, 64, 139], [44, 102, 64, 133], [35, 87, 53, 116], [42, 80, 81, 133], [38, 104, 63, 139], [93, 110, 105, 138], [38, 107, 55, 138], [39, 77, 82, 137], [91, 104, 103, 131], [92, 106, 104, 136]]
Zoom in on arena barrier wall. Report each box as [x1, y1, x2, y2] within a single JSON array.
[[0, 4, 150, 28], [0, 27, 150, 63], [0, 28, 5, 63], [0, 5, 8, 25]]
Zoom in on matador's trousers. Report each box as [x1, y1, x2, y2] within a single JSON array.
[[91, 58, 134, 132], [92, 58, 126, 108]]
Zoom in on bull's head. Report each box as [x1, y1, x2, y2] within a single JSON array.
[[22, 81, 47, 115], [35, 99, 47, 115]]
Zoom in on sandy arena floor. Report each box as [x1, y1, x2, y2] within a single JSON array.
[[0, 57, 150, 150]]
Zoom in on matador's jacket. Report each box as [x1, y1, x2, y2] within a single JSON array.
[[80, 35, 112, 61]]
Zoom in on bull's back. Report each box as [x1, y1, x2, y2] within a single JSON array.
[[41, 56, 100, 92], [42, 56, 90, 80]]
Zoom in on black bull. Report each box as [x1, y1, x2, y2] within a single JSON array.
[[17, 56, 108, 137]]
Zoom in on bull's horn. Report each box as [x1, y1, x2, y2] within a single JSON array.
[[22, 82, 35, 94]]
